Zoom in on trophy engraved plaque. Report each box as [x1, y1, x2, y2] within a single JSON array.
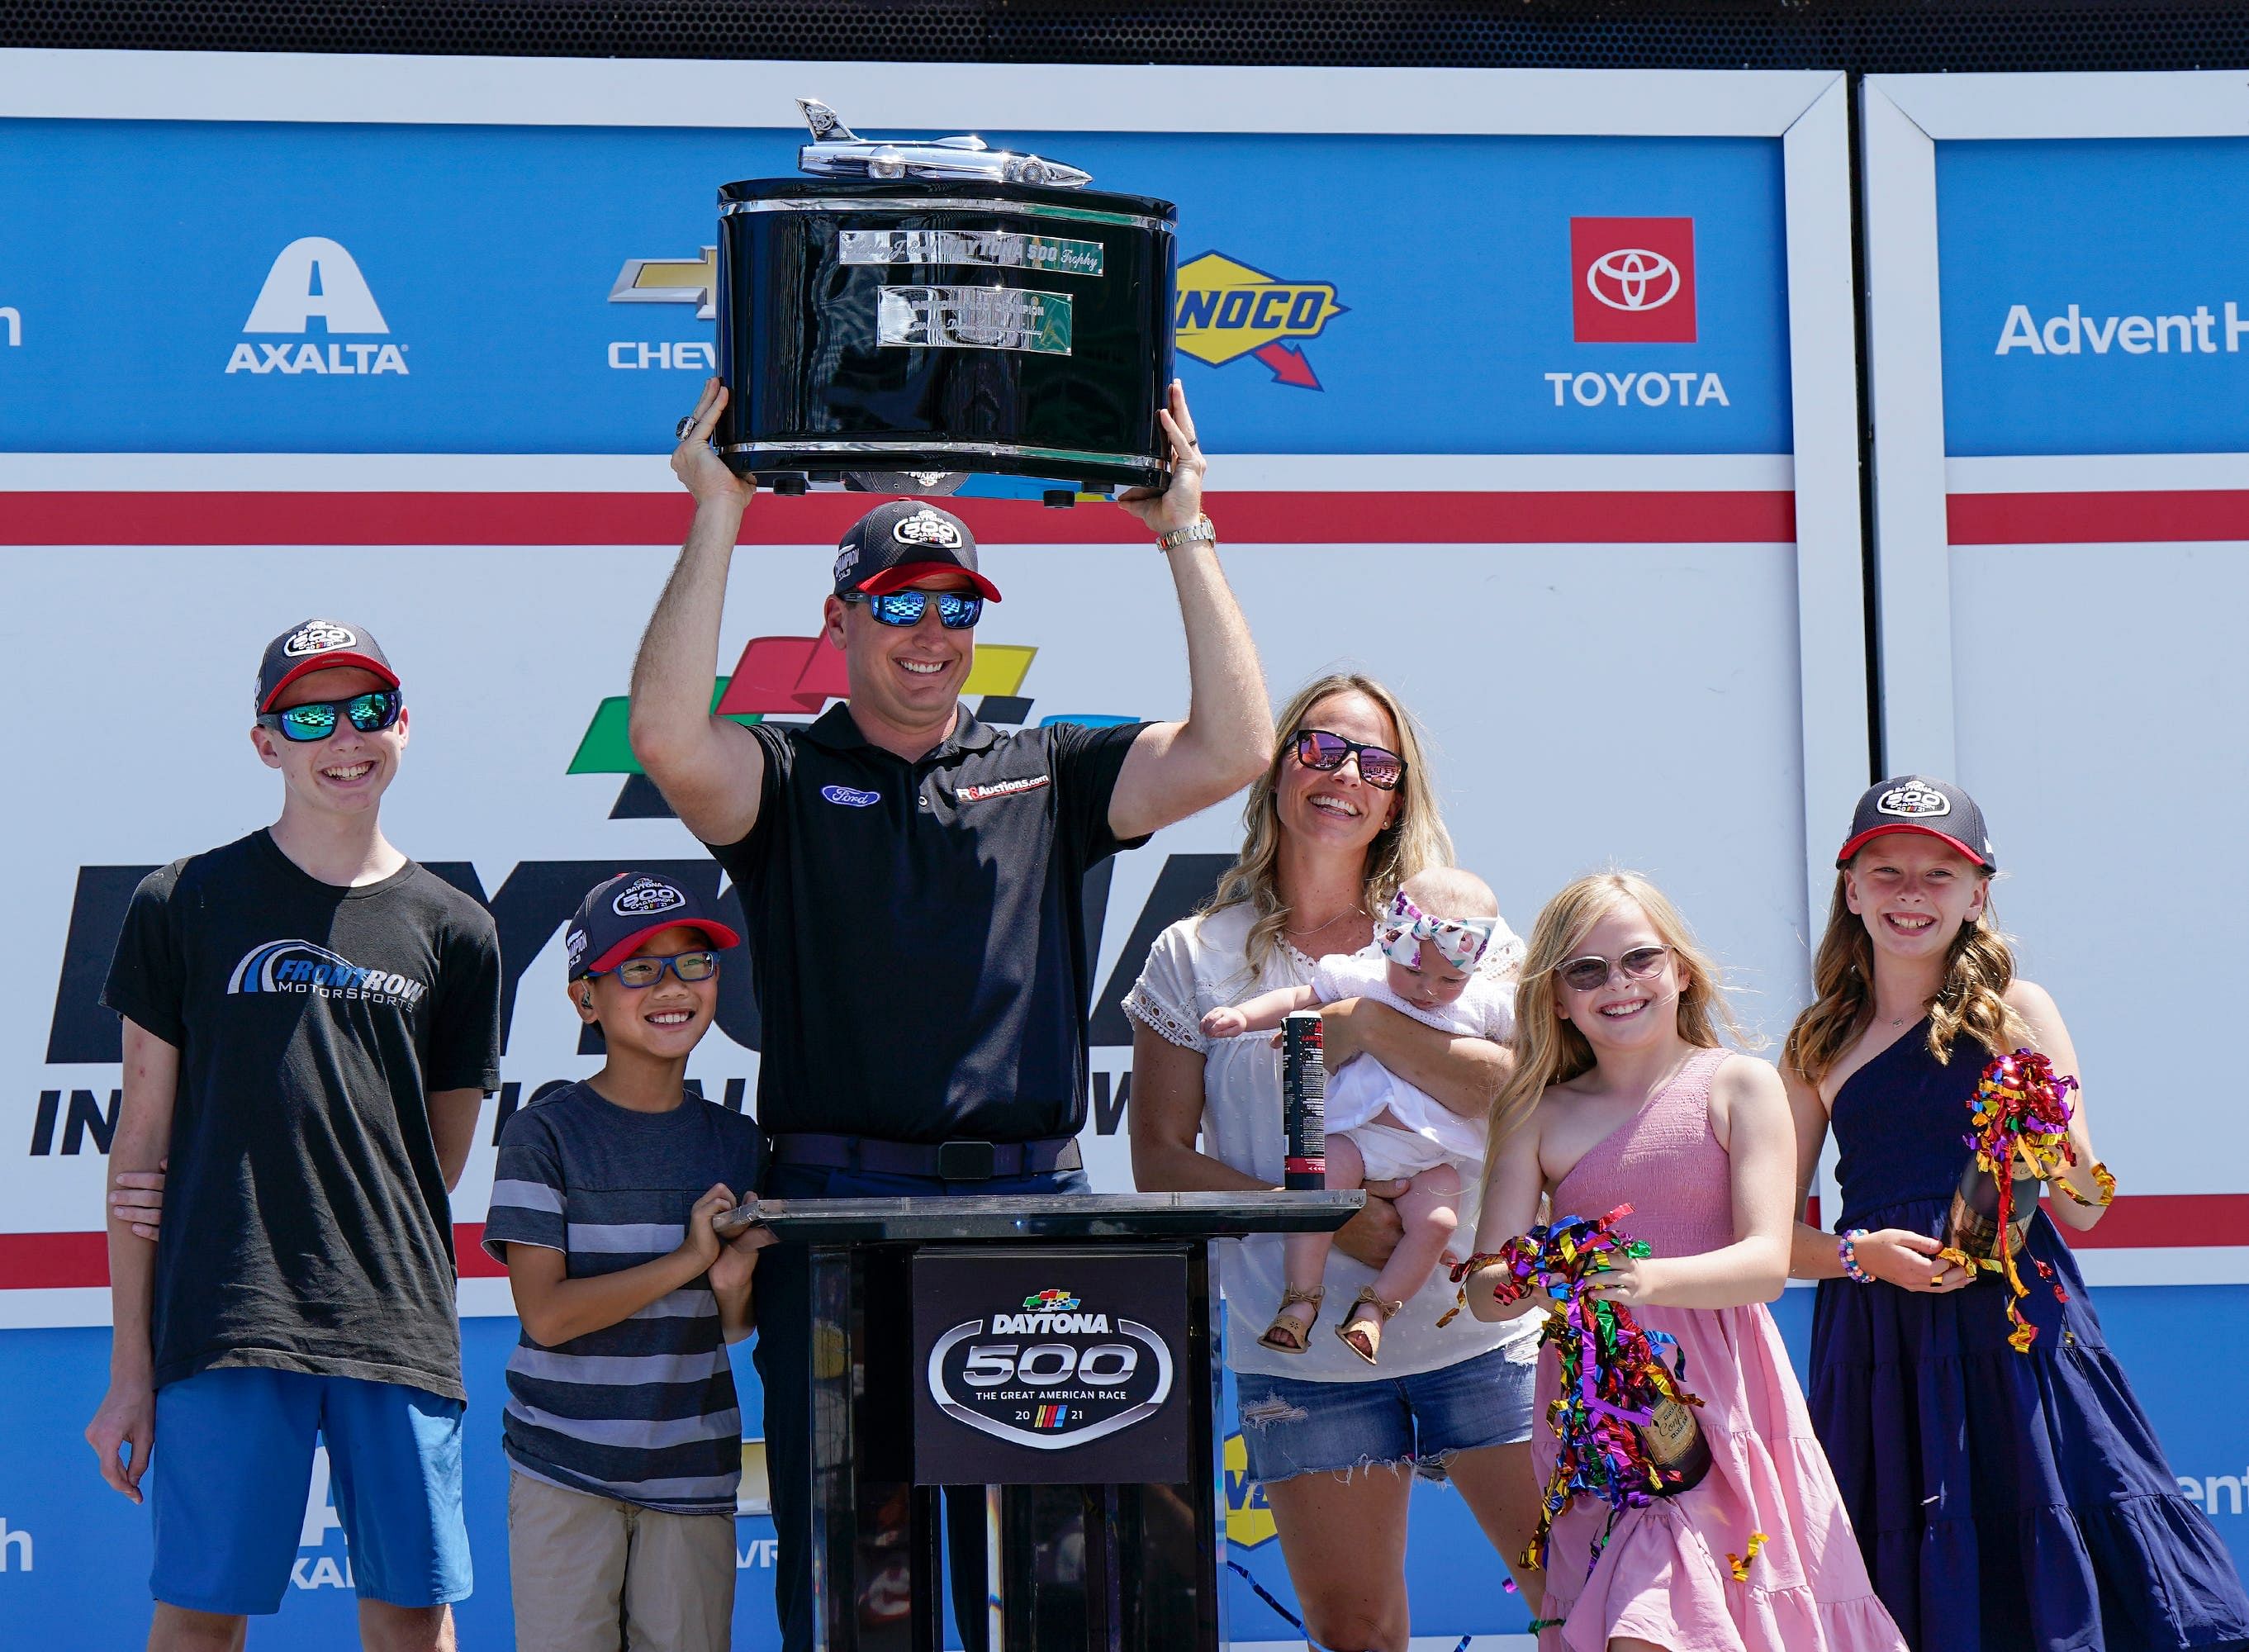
[[715, 100, 1177, 496]]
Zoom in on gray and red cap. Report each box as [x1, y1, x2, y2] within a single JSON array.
[[256, 618, 399, 712], [830, 501, 1003, 601], [1836, 776, 1996, 871], [565, 872, 742, 980]]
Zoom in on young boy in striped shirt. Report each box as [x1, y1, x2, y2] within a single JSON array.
[[483, 872, 769, 1652]]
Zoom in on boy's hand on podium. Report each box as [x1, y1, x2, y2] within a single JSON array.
[[681, 1183, 738, 1270]]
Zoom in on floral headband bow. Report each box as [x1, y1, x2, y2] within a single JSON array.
[[1376, 889, 1497, 973]]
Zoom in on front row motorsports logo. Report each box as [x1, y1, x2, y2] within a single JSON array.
[[1174, 251, 1345, 390], [926, 1286, 1174, 1450]]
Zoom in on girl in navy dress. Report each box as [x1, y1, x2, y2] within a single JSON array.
[[1783, 776, 2249, 1652]]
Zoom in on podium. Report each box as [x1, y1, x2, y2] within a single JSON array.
[[753, 1190, 1362, 1652]]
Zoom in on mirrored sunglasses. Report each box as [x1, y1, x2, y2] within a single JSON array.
[[256, 689, 402, 743], [1292, 729, 1407, 791], [846, 589, 983, 629], [1555, 944, 1672, 994]]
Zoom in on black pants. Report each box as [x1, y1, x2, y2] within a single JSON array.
[[752, 1160, 1092, 1652]]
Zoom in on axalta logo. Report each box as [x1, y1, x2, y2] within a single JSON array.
[[225, 940, 428, 1005], [1173, 251, 1345, 390], [608, 248, 720, 373], [225, 238, 408, 377], [1571, 218, 1696, 344]]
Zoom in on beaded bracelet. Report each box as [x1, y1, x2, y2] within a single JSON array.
[[1839, 1228, 1874, 1284]]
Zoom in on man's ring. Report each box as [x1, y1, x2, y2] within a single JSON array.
[[675, 415, 699, 441]]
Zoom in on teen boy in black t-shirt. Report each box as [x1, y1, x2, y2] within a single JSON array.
[[86, 620, 501, 1652]]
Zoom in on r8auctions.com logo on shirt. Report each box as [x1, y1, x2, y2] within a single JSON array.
[[926, 1284, 1174, 1450]]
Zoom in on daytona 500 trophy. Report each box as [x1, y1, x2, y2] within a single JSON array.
[[713, 100, 1177, 496]]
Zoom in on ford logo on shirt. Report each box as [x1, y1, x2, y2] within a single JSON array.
[[821, 785, 881, 807]]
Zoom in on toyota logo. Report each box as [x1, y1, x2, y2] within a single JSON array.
[[1586, 249, 1681, 312]]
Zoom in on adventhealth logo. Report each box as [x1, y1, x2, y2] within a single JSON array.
[[225, 237, 409, 377], [1995, 301, 2249, 357], [226, 940, 428, 1005]]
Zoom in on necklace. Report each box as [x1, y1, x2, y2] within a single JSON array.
[[1285, 906, 1366, 951]]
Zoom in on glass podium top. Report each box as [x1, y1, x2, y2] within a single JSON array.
[[725, 1189, 1363, 1243]]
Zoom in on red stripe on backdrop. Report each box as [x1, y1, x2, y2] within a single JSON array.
[[0, 1198, 2242, 1289], [0, 489, 1796, 547], [0, 1223, 508, 1289], [1950, 489, 2249, 544]]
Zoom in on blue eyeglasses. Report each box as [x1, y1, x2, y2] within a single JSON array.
[[256, 690, 402, 743], [844, 589, 984, 629], [589, 951, 719, 988]]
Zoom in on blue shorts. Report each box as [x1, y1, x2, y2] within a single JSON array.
[[1233, 1341, 1537, 1487], [150, 1367, 471, 1615]]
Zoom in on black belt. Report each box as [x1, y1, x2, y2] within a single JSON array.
[[769, 1132, 1082, 1183]]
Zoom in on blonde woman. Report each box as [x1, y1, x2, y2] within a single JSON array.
[[1467, 872, 1902, 1652], [1126, 673, 1545, 1649], [1785, 778, 2249, 1651]]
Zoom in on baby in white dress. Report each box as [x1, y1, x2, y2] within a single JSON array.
[[1200, 867, 1511, 1363]]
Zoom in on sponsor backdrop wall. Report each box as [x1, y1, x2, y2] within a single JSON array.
[[0, 50, 2220, 1650]]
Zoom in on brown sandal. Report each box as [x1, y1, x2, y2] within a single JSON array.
[[1336, 1287, 1402, 1365], [1257, 1286, 1325, 1354]]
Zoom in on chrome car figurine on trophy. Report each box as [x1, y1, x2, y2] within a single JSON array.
[[712, 99, 1177, 496]]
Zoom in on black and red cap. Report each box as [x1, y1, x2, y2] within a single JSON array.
[[830, 501, 1002, 602], [256, 619, 399, 712], [565, 872, 742, 981], [1836, 776, 1996, 871]]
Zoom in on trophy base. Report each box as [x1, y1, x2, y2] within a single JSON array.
[[724, 439, 1164, 494]]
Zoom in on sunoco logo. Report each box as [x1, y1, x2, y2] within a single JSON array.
[[926, 1287, 1174, 1450], [1174, 251, 1345, 390]]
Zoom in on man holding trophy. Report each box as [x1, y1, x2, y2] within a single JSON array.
[[632, 370, 1270, 1650]]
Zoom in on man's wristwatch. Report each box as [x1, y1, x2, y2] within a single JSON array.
[[1156, 514, 1217, 554]]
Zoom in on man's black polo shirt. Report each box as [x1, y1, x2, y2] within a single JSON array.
[[710, 703, 1150, 1143]]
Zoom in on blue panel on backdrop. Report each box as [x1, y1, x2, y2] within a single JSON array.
[[0, 121, 1789, 455], [1936, 137, 2249, 456], [3, 1289, 2242, 1648]]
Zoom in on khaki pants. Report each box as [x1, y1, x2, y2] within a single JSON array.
[[508, 1469, 737, 1652]]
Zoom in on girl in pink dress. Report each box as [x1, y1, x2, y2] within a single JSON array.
[[1466, 871, 1904, 1652]]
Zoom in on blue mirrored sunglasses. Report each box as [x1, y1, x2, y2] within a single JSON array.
[[845, 589, 983, 629], [256, 689, 402, 743]]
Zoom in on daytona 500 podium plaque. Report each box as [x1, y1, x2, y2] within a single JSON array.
[[714, 101, 1177, 496], [747, 1190, 1359, 1652]]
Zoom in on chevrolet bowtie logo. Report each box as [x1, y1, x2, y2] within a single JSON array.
[[609, 248, 719, 320]]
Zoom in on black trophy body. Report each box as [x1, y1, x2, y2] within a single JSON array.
[[714, 178, 1177, 491]]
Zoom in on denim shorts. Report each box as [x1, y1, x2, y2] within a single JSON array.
[[1233, 1341, 1537, 1486]]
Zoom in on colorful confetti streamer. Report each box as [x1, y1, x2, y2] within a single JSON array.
[[1447, 1204, 1706, 1577]]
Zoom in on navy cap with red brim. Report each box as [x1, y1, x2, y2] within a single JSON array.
[[567, 871, 743, 980]]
